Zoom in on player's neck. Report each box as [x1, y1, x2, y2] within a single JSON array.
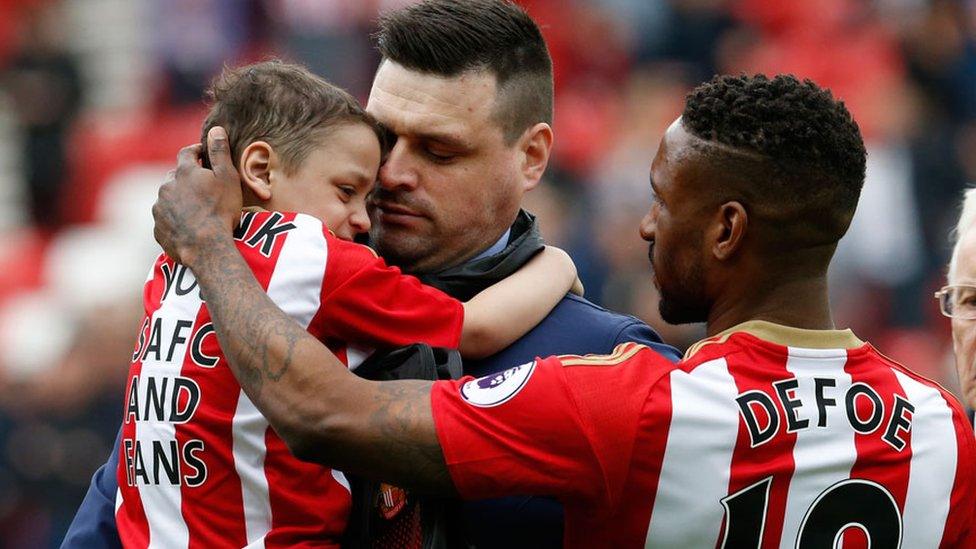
[[706, 273, 834, 337]]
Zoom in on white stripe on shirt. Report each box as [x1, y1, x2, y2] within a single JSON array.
[[645, 358, 740, 547], [896, 370, 957, 547]]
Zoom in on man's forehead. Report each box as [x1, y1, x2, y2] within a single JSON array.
[[654, 116, 769, 185], [653, 117, 728, 200], [955, 225, 976, 277], [367, 61, 497, 138]]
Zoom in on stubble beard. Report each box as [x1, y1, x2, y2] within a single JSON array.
[[370, 225, 433, 274], [655, 252, 710, 325]]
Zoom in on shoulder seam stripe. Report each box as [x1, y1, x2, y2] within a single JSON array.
[[683, 333, 734, 360], [560, 343, 645, 367]]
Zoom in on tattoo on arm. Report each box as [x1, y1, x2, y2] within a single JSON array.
[[369, 381, 455, 492], [192, 235, 303, 392], [186, 234, 456, 495]]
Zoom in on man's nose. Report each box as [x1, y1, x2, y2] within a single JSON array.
[[378, 140, 419, 191]]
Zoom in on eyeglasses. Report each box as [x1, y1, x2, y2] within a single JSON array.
[[935, 285, 976, 319]]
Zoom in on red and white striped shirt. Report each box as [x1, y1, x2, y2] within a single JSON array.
[[116, 211, 463, 548], [431, 320, 976, 548]]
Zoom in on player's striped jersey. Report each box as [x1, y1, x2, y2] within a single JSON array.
[[116, 211, 463, 549], [431, 320, 976, 548]]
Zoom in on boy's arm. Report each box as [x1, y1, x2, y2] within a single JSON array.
[[459, 246, 578, 359]]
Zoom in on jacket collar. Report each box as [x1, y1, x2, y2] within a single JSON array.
[[416, 209, 545, 301]]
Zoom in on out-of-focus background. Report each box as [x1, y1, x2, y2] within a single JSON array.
[[0, 0, 970, 545]]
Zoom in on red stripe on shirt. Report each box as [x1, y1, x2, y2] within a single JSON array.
[[618, 373, 672, 544], [237, 212, 344, 548], [175, 305, 249, 549], [878, 359, 976, 548], [117, 315, 152, 548], [928, 381, 976, 548], [262, 431, 347, 548], [841, 351, 911, 549], [721, 345, 797, 548]]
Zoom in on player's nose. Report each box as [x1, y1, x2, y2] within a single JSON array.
[[639, 211, 655, 241]]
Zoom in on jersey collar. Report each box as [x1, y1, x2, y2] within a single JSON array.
[[684, 320, 865, 360]]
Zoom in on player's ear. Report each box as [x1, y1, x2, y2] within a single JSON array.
[[518, 122, 553, 192], [240, 141, 275, 201], [711, 201, 747, 261]]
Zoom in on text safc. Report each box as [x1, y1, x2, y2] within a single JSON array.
[[117, 214, 300, 488], [121, 271, 218, 488]]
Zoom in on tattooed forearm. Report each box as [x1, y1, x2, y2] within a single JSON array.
[[187, 232, 306, 391], [368, 381, 454, 493], [260, 324, 300, 381], [183, 233, 455, 495]]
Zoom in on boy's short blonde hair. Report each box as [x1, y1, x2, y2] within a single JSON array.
[[201, 60, 388, 174]]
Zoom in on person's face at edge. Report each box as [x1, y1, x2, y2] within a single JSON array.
[[365, 61, 533, 273], [639, 118, 711, 325], [254, 123, 382, 241], [950, 226, 976, 409]]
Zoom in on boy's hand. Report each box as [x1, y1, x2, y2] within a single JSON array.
[[152, 127, 243, 267]]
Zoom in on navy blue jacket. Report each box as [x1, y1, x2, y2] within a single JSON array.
[[61, 428, 122, 548]]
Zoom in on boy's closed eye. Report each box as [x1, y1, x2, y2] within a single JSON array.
[[336, 183, 358, 202]]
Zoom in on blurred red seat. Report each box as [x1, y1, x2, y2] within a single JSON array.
[[61, 106, 205, 225]]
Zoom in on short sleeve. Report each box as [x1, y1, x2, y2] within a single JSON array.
[[431, 343, 671, 506], [314, 235, 464, 350]]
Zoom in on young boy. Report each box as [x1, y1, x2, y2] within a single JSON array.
[[114, 61, 577, 548]]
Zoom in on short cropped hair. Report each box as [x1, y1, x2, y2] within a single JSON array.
[[949, 188, 976, 282], [201, 60, 387, 174], [375, 0, 553, 143], [682, 74, 867, 248]]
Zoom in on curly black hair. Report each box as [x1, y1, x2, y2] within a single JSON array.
[[682, 74, 867, 246]]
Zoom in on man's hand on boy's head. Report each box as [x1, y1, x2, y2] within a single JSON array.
[[152, 126, 244, 267]]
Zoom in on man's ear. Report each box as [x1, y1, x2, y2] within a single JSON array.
[[518, 122, 553, 192], [711, 201, 748, 261], [240, 141, 275, 201]]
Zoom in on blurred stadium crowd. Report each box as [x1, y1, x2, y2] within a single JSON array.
[[0, 0, 973, 546]]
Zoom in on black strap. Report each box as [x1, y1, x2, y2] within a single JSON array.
[[353, 343, 462, 383]]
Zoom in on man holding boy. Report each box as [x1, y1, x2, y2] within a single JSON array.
[[150, 73, 976, 548], [62, 1, 677, 547]]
